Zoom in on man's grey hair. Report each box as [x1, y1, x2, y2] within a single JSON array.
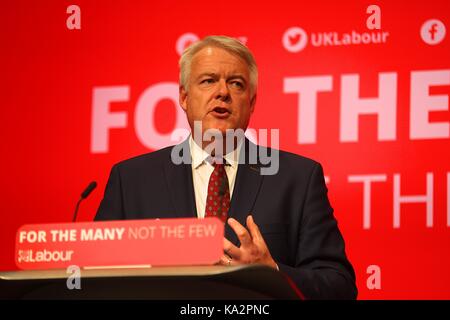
[[179, 35, 258, 98]]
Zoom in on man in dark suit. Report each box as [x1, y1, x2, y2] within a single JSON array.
[[96, 35, 357, 299]]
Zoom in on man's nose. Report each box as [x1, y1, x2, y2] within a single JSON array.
[[215, 79, 231, 102]]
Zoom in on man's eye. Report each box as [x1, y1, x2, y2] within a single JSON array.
[[201, 79, 214, 84], [231, 81, 244, 88]]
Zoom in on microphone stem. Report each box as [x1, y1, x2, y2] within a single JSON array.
[[73, 198, 83, 222]]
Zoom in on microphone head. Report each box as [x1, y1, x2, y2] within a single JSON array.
[[81, 181, 97, 199]]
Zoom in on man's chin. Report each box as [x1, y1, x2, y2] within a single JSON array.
[[190, 119, 247, 137], [203, 122, 236, 135]]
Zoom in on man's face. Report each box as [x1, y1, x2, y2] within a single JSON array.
[[179, 46, 256, 137]]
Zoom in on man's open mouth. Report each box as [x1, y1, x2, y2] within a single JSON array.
[[212, 107, 230, 114]]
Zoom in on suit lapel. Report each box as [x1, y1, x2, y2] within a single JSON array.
[[225, 139, 264, 245], [163, 139, 198, 218]]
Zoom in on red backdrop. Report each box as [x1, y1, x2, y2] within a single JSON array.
[[1, 0, 449, 299]]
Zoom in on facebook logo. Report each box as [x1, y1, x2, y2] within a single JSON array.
[[421, 19, 446, 45]]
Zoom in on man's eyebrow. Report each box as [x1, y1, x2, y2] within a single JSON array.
[[227, 75, 247, 82], [196, 73, 248, 82], [196, 72, 218, 79]]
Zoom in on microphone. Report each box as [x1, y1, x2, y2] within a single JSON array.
[[73, 181, 97, 222]]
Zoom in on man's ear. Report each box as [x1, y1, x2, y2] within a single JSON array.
[[179, 86, 188, 112], [250, 93, 257, 113]]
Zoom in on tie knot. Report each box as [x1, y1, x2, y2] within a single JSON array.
[[208, 156, 227, 167]]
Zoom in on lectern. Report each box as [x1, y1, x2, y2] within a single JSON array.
[[0, 264, 303, 299]]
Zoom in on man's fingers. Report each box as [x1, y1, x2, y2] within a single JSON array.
[[227, 217, 253, 247], [246, 215, 262, 242], [219, 254, 235, 266], [224, 238, 241, 260]]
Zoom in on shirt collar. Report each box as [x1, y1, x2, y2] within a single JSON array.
[[189, 135, 211, 169], [189, 135, 242, 170]]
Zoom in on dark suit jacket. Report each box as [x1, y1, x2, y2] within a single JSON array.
[[95, 138, 357, 299]]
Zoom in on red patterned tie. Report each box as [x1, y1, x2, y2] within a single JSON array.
[[205, 162, 230, 223]]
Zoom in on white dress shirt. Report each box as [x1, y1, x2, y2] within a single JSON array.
[[189, 136, 241, 218]]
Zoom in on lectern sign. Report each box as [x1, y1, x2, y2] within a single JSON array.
[[15, 218, 224, 270]]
